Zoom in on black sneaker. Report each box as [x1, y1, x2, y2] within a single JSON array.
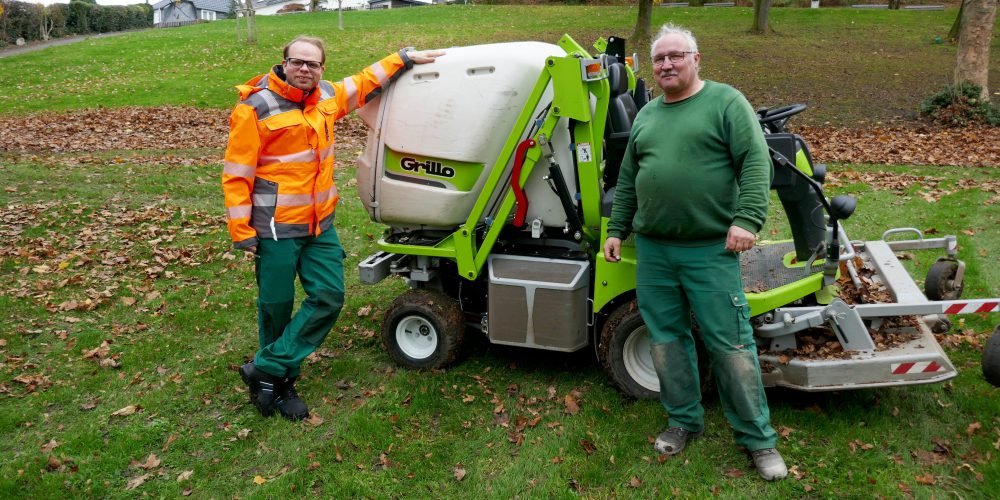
[[275, 376, 310, 421], [239, 362, 280, 417]]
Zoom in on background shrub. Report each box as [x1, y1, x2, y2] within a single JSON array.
[[921, 81, 1000, 126]]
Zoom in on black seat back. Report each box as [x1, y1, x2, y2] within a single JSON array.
[[604, 61, 638, 188]]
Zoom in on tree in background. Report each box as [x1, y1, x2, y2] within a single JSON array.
[[234, 0, 255, 45], [631, 0, 653, 44], [40, 4, 55, 40], [751, 0, 771, 34], [954, 0, 997, 102], [947, 2, 964, 42]]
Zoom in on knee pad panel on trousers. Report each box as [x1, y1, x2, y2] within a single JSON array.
[[651, 342, 700, 408], [712, 349, 763, 421]]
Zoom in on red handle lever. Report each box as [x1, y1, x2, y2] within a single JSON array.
[[511, 138, 536, 228]]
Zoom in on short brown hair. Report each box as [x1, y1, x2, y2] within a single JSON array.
[[283, 36, 327, 64]]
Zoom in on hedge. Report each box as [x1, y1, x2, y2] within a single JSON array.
[[0, 0, 152, 47]]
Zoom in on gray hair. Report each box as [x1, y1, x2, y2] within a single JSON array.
[[650, 24, 699, 57]]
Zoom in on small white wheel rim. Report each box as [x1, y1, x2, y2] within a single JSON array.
[[396, 315, 438, 360], [623, 327, 659, 392]]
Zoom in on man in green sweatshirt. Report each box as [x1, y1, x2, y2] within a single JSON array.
[[603, 23, 787, 481]]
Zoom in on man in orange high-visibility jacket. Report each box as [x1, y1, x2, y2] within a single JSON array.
[[223, 36, 442, 420]]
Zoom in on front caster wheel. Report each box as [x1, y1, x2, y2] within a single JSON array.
[[382, 289, 464, 370], [925, 259, 964, 301], [983, 325, 1000, 387]]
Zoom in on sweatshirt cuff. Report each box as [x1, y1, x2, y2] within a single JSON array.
[[731, 217, 761, 235], [606, 229, 629, 240]]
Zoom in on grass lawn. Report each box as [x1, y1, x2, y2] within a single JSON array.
[[0, 5, 998, 125], [0, 149, 997, 497], [0, 4, 998, 498]]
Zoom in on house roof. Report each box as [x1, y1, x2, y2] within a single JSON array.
[[152, 0, 231, 12], [254, 0, 308, 7], [368, 0, 429, 4]]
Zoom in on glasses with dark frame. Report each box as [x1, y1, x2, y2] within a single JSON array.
[[652, 51, 694, 67], [285, 58, 323, 71]]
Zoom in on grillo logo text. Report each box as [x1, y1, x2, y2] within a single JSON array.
[[400, 157, 455, 178]]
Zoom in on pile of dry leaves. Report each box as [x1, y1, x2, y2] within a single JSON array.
[[760, 257, 921, 361], [0, 106, 996, 168]]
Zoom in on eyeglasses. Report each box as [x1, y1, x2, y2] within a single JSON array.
[[652, 52, 694, 66], [285, 58, 323, 71]]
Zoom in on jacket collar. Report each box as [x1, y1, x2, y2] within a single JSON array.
[[258, 64, 320, 104]]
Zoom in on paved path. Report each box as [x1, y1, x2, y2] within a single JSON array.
[[0, 30, 145, 59]]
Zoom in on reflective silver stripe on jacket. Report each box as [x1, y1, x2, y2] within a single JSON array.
[[368, 60, 389, 86], [226, 205, 252, 220], [318, 80, 335, 101], [341, 77, 359, 113], [259, 149, 316, 166], [243, 89, 300, 121], [223, 161, 256, 178], [318, 143, 335, 162]]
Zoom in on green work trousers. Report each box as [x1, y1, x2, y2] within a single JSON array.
[[635, 235, 777, 452], [253, 228, 345, 379]]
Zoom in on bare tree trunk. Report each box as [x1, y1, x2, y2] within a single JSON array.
[[751, 0, 771, 34], [234, 0, 257, 45], [40, 11, 54, 41], [338, 0, 343, 30], [954, 0, 997, 101], [632, 0, 653, 44], [948, 2, 965, 42]]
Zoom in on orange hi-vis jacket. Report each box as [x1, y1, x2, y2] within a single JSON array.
[[222, 52, 411, 249]]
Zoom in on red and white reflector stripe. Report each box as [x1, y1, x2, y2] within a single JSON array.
[[942, 300, 999, 315], [891, 361, 943, 375]]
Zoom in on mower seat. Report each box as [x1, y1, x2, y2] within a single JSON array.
[[766, 133, 826, 262], [603, 61, 638, 190]]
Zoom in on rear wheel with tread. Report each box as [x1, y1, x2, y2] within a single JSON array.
[[597, 300, 711, 400], [382, 289, 465, 370]]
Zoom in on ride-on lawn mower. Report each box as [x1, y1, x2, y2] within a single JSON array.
[[354, 35, 1000, 395]]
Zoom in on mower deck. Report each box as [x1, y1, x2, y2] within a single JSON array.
[[758, 319, 957, 391]]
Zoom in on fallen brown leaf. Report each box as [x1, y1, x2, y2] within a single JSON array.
[[40, 439, 60, 453], [125, 473, 151, 491], [110, 405, 140, 417]]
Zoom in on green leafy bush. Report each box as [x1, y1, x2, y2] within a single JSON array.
[[921, 81, 1000, 127]]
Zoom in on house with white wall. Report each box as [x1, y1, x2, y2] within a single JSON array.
[[152, 0, 230, 27]]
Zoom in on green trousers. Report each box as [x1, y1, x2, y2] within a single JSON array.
[[253, 228, 345, 379], [635, 235, 777, 452]]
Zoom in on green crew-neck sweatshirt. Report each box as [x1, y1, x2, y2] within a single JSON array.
[[607, 80, 772, 246]]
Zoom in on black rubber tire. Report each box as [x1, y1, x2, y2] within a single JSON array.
[[983, 325, 1000, 387], [381, 289, 465, 370], [597, 300, 711, 400], [925, 260, 964, 301]]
